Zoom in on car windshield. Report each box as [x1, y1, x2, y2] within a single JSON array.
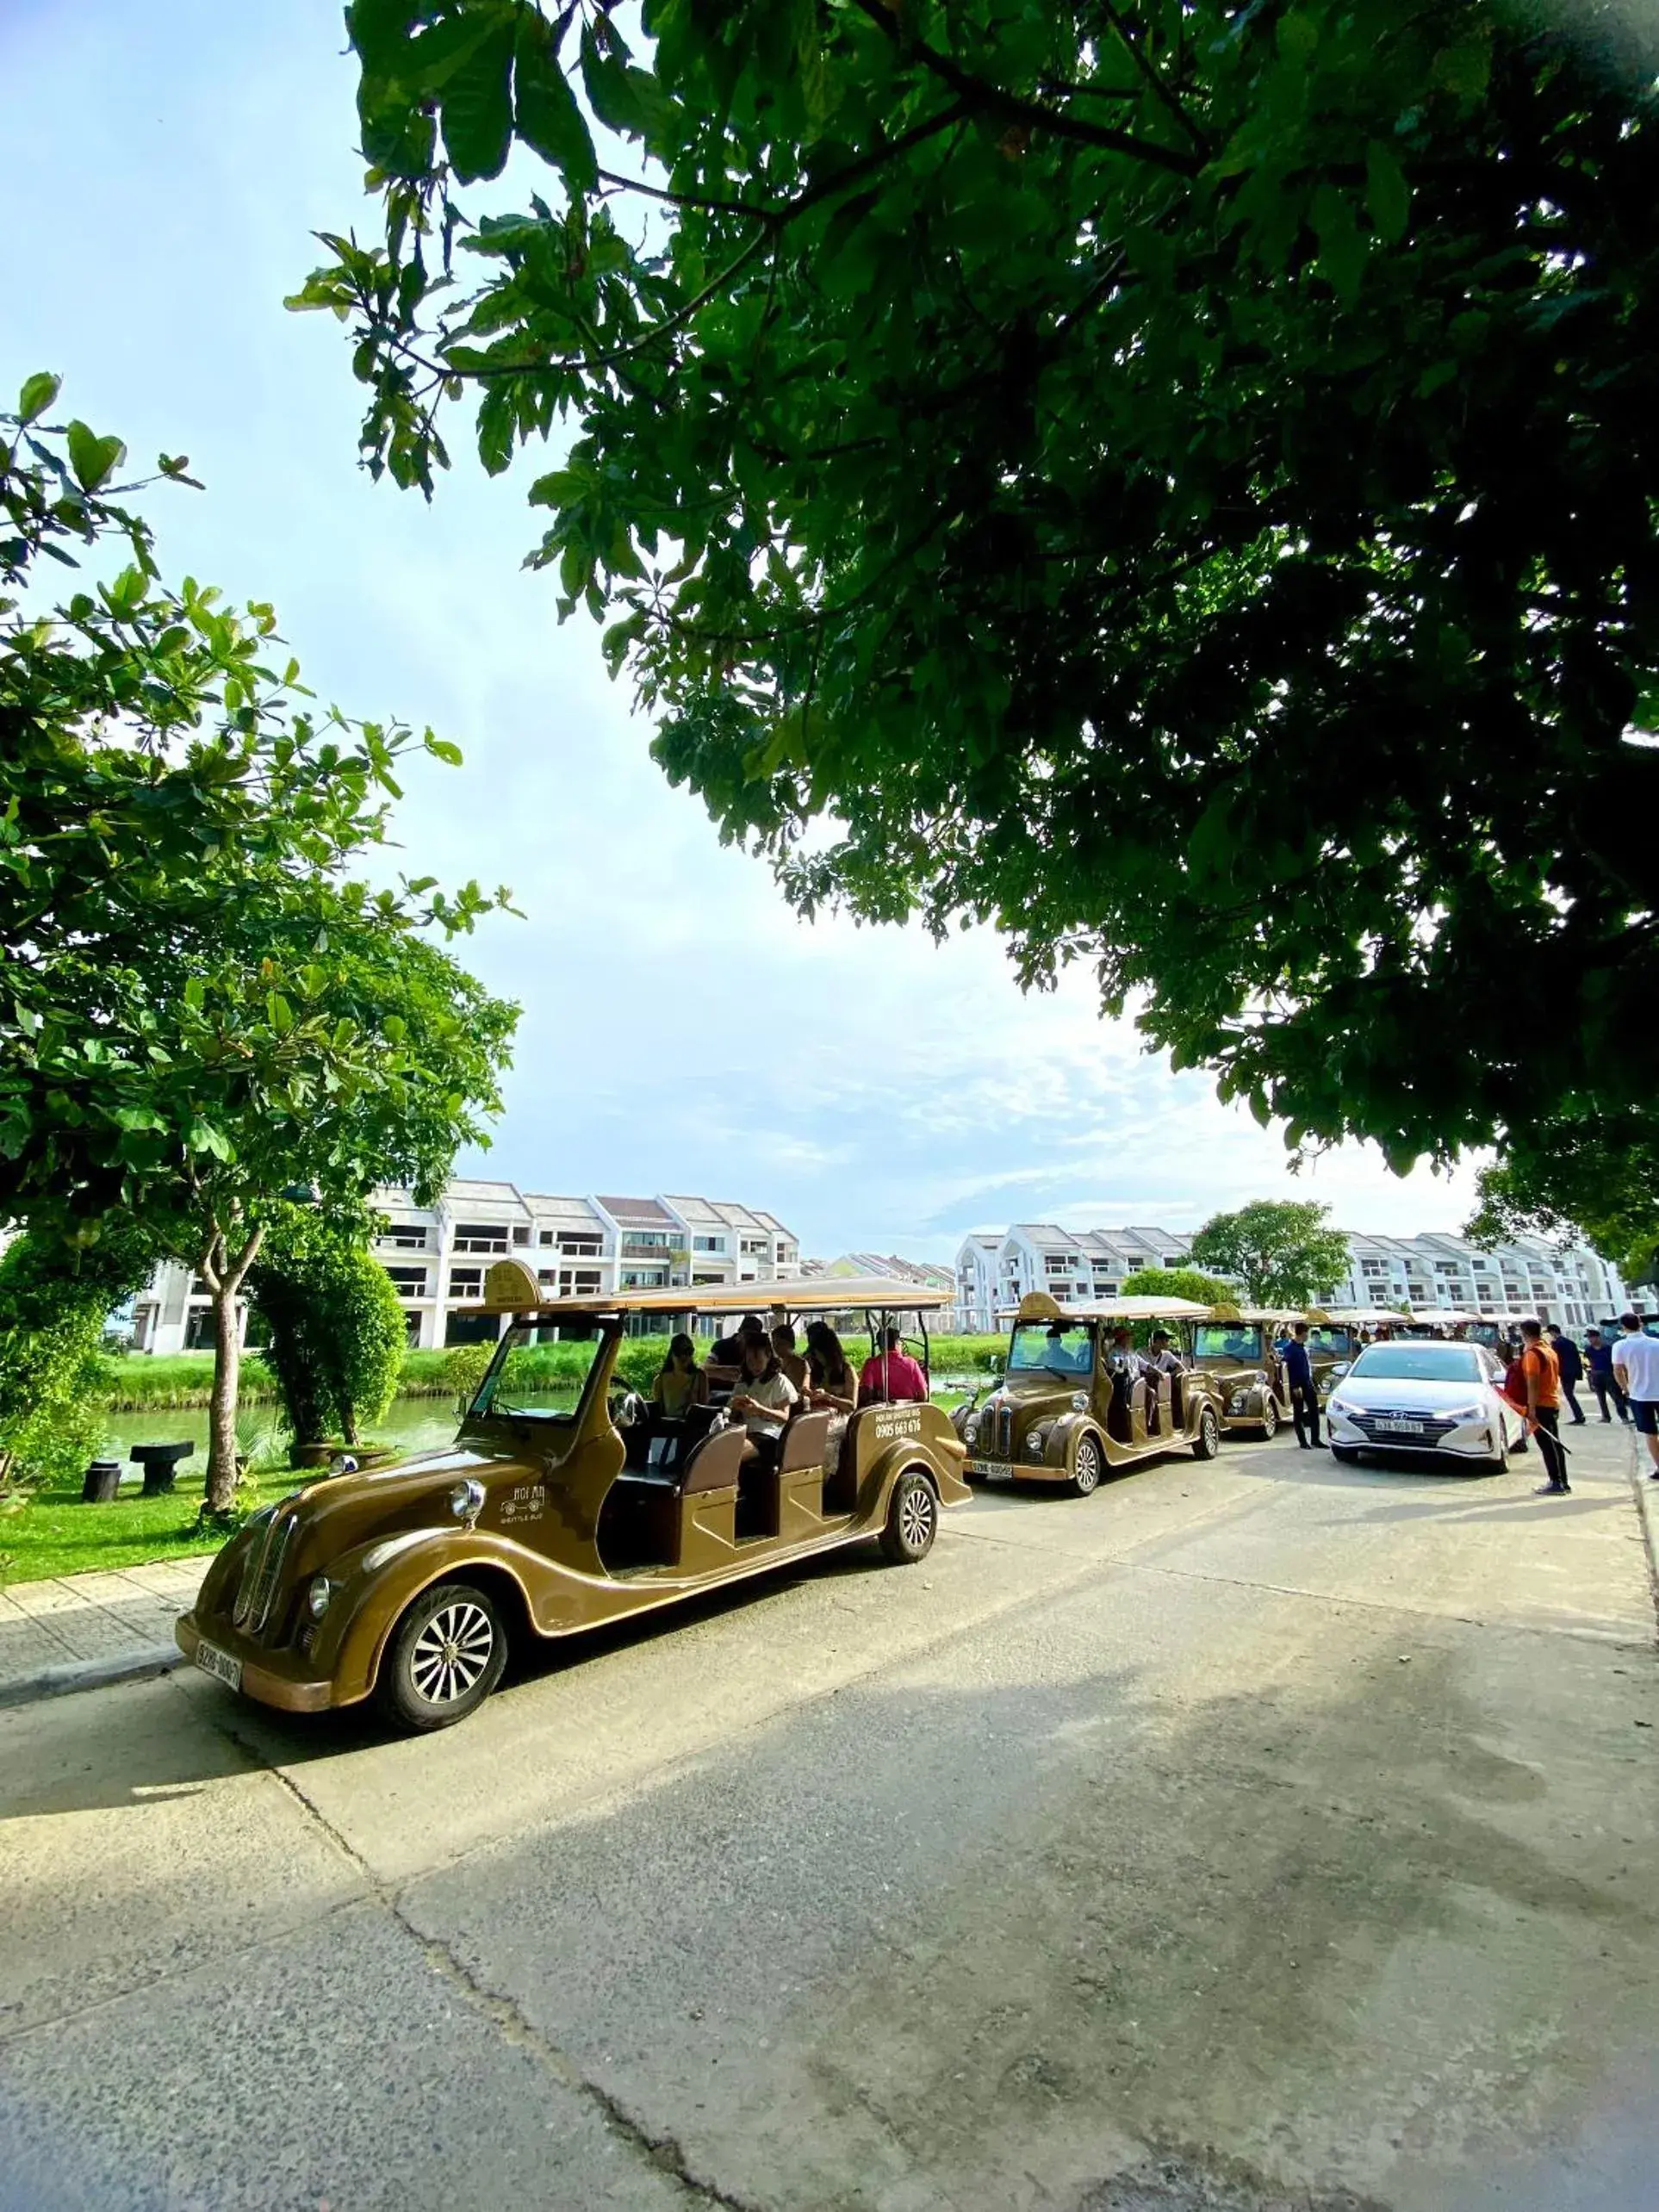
[[1008, 1322, 1094, 1375], [1308, 1326, 1355, 1357], [1349, 1345, 1484, 1383], [469, 1325, 589, 1419], [1194, 1324, 1263, 1362]]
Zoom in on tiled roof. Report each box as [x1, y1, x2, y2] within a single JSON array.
[[594, 1195, 677, 1227]]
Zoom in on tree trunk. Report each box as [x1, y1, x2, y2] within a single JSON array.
[[339, 1401, 359, 1448], [205, 1283, 243, 1512]]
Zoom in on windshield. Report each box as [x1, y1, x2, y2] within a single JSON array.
[[469, 1325, 594, 1419], [1194, 1323, 1263, 1363], [1307, 1326, 1355, 1358], [1349, 1345, 1484, 1384], [1008, 1322, 1094, 1376]]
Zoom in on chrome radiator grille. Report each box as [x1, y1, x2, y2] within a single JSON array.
[[991, 1401, 1013, 1459], [233, 1510, 295, 1637]]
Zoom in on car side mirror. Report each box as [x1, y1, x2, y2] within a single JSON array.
[[1329, 1362, 1350, 1380]]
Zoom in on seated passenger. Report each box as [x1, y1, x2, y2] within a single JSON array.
[[1145, 1330, 1185, 1375], [651, 1333, 709, 1419], [707, 1309, 774, 1380], [729, 1333, 799, 1468], [771, 1322, 810, 1392], [1107, 1327, 1145, 1379], [805, 1320, 859, 1415], [859, 1327, 929, 1405]]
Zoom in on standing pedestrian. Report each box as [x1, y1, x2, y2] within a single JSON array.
[[1612, 1315, 1659, 1482], [1282, 1320, 1320, 1450], [1583, 1328, 1630, 1425], [1545, 1324, 1587, 1425], [1518, 1319, 1569, 1494]]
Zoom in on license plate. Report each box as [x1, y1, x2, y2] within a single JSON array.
[[193, 1638, 242, 1691], [967, 1459, 1014, 1480], [1375, 1418, 1426, 1436]]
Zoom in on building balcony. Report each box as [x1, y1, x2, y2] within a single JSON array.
[[621, 1240, 688, 1262]]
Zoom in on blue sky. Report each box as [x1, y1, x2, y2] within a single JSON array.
[[0, 0, 1484, 1259]]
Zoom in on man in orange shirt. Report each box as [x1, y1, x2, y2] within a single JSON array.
[[1519, 1319, 1569, 1494]]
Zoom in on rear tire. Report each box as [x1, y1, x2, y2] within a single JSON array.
[[879, 1470, 938, 1563], [1070, 1434, 1103, 1497], [1191, 1406, 1221, 1460], [376, 1581, 508, 1733]]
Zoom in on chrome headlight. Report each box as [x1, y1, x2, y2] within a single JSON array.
[[1227, 1391, 1249, 1413], [1071, 1392, 1089, 1412], [1025, 1427, 1048, 1460], [306, 1575, 332, 1621], [963, 1414, 981, 1445], [449, 1477, 485, 1522], [330, 1452, 357, 1475]]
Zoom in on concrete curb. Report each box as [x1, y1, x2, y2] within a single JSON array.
[[1625, 1428, 1659, 1637], [0, 1643, 182, 1712]]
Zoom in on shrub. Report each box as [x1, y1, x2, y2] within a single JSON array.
[[247, 1209, 407, 1448], [442, 1341, 494, 1406], [0, 1227, 156, 1488]]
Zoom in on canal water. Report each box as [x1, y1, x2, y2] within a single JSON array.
[[99, 1388, 581, 1472]]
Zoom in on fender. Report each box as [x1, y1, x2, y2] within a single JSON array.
[[1045, 1410, 1103, 1471], [312, 1526, 539, 1706]]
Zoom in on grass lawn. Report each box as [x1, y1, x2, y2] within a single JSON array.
[[0, 1471, 299, 1588]]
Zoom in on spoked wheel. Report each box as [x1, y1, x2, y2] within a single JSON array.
[[377, 1581, 508, 1732], [1191, 1406, 1221, 1460], [1259, 1395, 1280, 1440], [879, 1469, 939, 1563], [1070, 1434, 1103, 1497]]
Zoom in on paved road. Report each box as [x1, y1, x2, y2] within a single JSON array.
[[3, 1423, 1656, 2212]]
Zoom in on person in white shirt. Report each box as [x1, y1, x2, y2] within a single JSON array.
[[729, 1335, 799, 1469], [1612, 1315, 1659, 1481]]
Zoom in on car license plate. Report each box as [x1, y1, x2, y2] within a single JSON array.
[[193, 1638, 242, 1691], [1375, 1418, 1426, 1436], [968, 1458, 1014, 1481]]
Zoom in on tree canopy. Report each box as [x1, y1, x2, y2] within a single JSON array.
[[248, 1205, 409, 1450], [1189, 1199, 1351, 1306], [300, 0, 1659, 1177], [1117, 1264, 1234, 1308], [1464, 1117, 1659, 1295], [1, 382, 519, 1503]]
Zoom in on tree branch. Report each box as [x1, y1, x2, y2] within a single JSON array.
[[1097, 0, 1212, 157], [848, 0, 1203, 178]]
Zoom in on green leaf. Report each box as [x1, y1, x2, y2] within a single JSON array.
[[439, 20, 515, 183], [183, 976, 207, 1013], [1276, 12, 1318, 61], [1364, 142, 1410, 245], [18, 371, 60, 424], [65, 419, 127, 492], [428, 737, 464, 765], [514, 12, 598, 192], [266, 991, 294, 1035], [1311, 185, 1367, 302]]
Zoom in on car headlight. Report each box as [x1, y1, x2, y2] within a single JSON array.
[[963, 1414, 981, 1445], [1025, 1427, 1048, 1460], [1071, 1392, 1089, 1412], [1328, 1398, 1356, 1419], [1445, 1404, 1486, 1425], [449, 1478, 485, 1521], [1227, 1391, 1248, 1413], [306, 1575, 332, 1621]]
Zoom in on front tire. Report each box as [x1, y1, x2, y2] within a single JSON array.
[[1070, 1434, 1103, 1497], [1259, 1395, 1280, 1440], [879, 1469, 939, 1563], [1191, 1407, 1221, 1461], [1330, 1445, 1360, 1465], [376, 1581, 508, 1732]]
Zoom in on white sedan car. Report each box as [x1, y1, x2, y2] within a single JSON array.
[[1325, 1341, 1525, 1473]]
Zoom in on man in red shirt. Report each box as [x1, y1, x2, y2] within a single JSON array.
[[859, 1327, 929, 1404]]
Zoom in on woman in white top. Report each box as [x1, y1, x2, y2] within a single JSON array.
[[730, 1335, 798, 1467]]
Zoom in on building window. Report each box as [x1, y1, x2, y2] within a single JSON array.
[[380, 1225, 428, 1251], [448, 1267, 483, 1296], [556, 1234, 602, 1257], [452, 1225, 509, 1254], [741, 1238, 767, 1255], [693, 1235, 726, 1253], [512, 1225, 530, 1246], [385, 1267, 427, 1299], [693, 1271, 723, 1284], [1044, 1257, 1072, 1276]]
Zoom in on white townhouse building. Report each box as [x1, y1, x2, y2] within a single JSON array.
[[954, 1223, 1196, 1330], [952, 1222, 1629, 1334], [827, 1252, 958, 1296], [122, 1179, 799, 1354]]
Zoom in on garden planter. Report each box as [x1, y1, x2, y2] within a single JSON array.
[[82, 1459, 123, 1503]]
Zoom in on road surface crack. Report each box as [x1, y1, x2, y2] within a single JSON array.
[[233, 1721, 762, 2211]]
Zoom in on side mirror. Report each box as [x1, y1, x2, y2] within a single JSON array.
[[1329, 1362, 1350, 1380]]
